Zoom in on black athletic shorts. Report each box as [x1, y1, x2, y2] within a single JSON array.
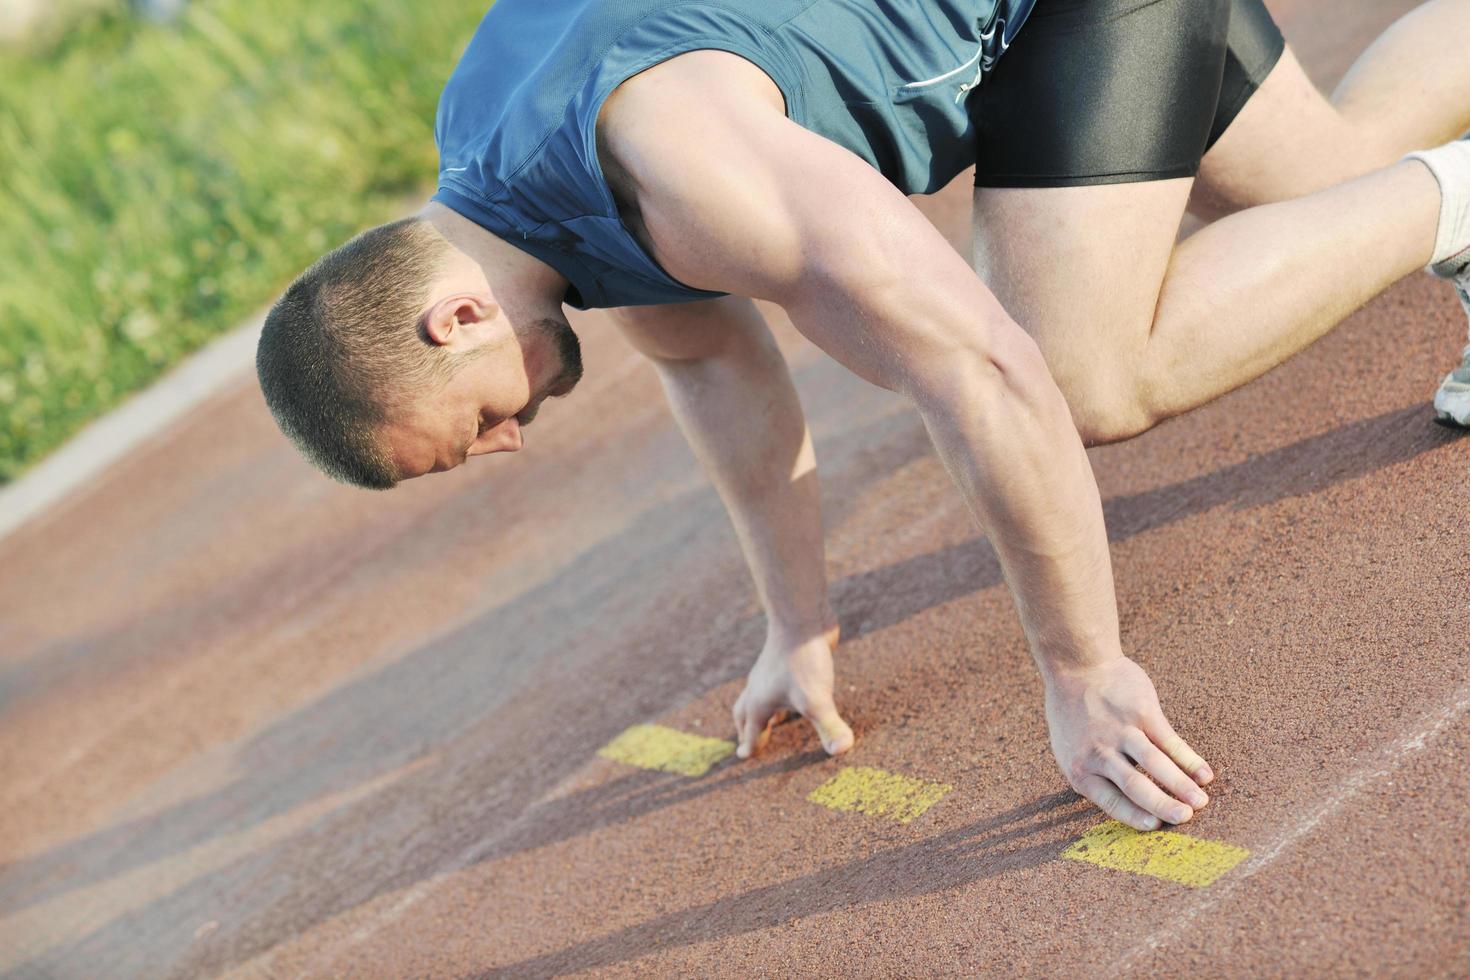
[[971, 0, 1287, 187]]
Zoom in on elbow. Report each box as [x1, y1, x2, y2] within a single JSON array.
[[905, 317, 1072, 431], [981, 325, 1060, 409]]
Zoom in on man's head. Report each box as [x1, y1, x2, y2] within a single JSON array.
[[256, 216, 582, 489]]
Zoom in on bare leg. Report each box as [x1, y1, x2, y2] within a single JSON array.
[[973, 3, 1470, 445], [1333, 0, 1470, 145], [972, 159, 1440, 444], [1195, 1, 1470, 216]]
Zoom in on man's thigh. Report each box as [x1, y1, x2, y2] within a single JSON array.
[[971, 179, 1191, 419], [968, 0, 1259, 425], [1192, 48, 1396, 218]]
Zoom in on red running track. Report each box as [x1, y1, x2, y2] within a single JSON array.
[[0, 2, 1466, 975]]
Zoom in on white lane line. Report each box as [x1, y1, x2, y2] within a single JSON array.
[[0, 296, 651, 548], [0, 312, 263, 545], [1113, 682, 1470, 973]]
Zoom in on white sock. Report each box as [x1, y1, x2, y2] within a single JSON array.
[[1404, 137, 1470, 278]]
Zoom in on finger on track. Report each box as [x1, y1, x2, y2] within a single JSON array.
[[803, 694, 854, 756], [1102, 753, 1194, 826], [1076, 772, 1161, 832], [737, 702, 773, 759], [1148, 713, 1214, 785], [1124, 729, 1209, 809]]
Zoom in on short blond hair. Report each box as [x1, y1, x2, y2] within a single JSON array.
[[256, 217, 454, 489]]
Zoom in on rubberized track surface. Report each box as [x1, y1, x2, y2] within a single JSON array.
[[2, 3, 1467, 975]]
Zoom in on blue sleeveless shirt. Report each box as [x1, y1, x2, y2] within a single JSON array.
[[432, 0, 1037, 309]]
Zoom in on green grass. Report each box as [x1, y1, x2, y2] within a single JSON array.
[[0, 0, 489, 482]]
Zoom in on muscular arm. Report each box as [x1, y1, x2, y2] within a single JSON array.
[[601, 51, 1212, 828], [610, 297, 852, 755]]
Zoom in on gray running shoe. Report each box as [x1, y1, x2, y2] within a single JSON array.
[[1432, 282, 1470, 427]]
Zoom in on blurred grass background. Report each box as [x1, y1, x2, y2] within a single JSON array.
[[0, 0, 487, 483]]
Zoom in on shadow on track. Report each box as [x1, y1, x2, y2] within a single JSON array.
[[831, 404, 1462, 644], [3, 403, 1460, 977], [479, 790, 1089, 977]]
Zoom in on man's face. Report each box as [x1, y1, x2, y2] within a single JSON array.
[[381, 317, 582, 480]]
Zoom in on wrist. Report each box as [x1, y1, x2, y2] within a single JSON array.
[[1037, 649, 1127, 689], [764, 605, 839, 651]]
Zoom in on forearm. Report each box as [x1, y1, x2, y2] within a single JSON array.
[[780, 272, 1123, 676], [650, 316, 833, 643], [910, 333, 1122, 677]]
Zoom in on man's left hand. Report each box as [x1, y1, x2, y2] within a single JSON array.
[[733, 629, 854, 759]]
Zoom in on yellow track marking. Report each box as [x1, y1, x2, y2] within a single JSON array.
[[1062, 820, 1250, 888], [597, 723, 734, 777], [807, 766, 953, 824]]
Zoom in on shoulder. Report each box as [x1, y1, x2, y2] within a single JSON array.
[[595, 48, 790, 254], [593, 52, 807, 293], [598, 49, 787, 161], [595, 49, 789, 220]]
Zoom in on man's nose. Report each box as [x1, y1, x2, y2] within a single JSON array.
[[472, 417, 522, 455]]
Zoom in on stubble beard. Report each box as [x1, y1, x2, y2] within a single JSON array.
[[519, 316, 583, 426]]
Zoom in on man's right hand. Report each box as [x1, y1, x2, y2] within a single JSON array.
[[1044, 656, 1214, 830], [734, 624, 854, 759]]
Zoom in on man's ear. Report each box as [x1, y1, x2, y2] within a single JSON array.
[[422, 294, 499, 347]]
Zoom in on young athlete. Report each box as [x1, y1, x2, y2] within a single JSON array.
[[256, 0, 1470, 832]]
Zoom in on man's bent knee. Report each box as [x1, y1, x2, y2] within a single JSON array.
[[1052, 367, 1165, 446]]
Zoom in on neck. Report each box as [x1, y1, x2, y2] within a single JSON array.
[[418, 200, 568, 322]]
